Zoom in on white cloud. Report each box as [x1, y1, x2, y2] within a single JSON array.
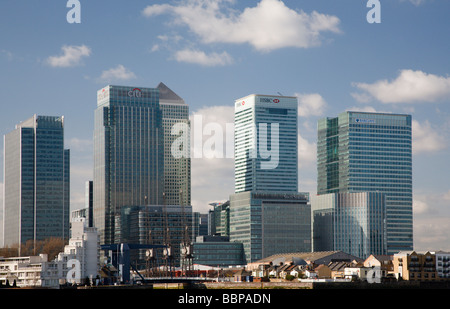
[[413, 198, 431, 215], [346, 106, 378, 113], [189, 105, 235, 212], [401, 0, 426, 6], [46, 45, 91, 68], [98, 65, 136, 83], [70, 164, 93, 210], [143, 0, 341, 52], [296, 93, 327, 117], [190, 105, 235, 159], [414, 216, 450, 251], [298, 134, 316, 168], [174, 49, 234, 66], [67, 137, 93, 152], [412, 119, 447, 155], [444, 190, 450, 201], [352, 70, 450, 104]]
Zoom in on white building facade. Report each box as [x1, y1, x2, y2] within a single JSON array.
[[0, 218, 100, 288]]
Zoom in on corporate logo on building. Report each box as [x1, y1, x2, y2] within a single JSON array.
[[97, 87, 109, 101], [260, 97, 280, 103], [355, 118, 376, 124], [128, 88, 142, 98], [235, 100, 246, 108]]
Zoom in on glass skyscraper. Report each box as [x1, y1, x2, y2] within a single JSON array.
[[2, 115, 70, 248], [94, 84, 191, 247], [94, 85, 164, 245], [317, 111, 413, 255], [157, 82, 191, 207], [230, 94, 311, 263], [234, 94, 298, 193], [311, 192, 386, 259]]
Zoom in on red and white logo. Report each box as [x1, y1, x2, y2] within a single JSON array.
[[273, 99, 280, 103], [128, 88, 142, 98]]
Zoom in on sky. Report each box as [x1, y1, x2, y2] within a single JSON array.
[[0, 0, 449, 252]]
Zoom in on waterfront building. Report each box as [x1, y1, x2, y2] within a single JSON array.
[[94, 85, 164, 246], [311, 192, 386, 258], [0, 217, 99, 288], [2, 115, 70, 248], [393, 251, 439, 281], [158, 82, 191, 207], [317, 111, 413, 254], [118, 204, 193, 268], [230, 191, 310, 263], [193, 235, 245, 267], [434, 251, 450, 279], [234, 94, 298, 193], [230, 94, 311, 263], [94, 84, 191, 248]]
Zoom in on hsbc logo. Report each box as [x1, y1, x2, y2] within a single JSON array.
[[260, 98, 280, 103], [235, 101, 246, 108], [128, 88, 142, 98]]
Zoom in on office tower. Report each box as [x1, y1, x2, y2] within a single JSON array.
[[119, 205, 193, 267], [157, 82, 191, 206], [230, 191, 310, 262], [230, 94, 311, 263], [210, 201, 230, 237], [3, 115, 70, 248], [234, 94, 298, 193], [317, 111, 413, 254], [311, 192, 386, 259], [94, 85, 164, 245]]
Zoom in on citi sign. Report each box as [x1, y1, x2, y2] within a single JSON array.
[[128, 88, 142, 98], [260, 98, 280, 103]]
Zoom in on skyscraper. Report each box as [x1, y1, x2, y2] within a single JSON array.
[[230, 94, 311, 263], [311, 192, 386, 258], [94, 85, 164, 245], [317, 111, 413, 255], [2, 115, 70, 248], [157, 82, 191, 207], [234, 94, 298, 193], [93, 83, 191, 247]]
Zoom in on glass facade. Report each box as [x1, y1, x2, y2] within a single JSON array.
[[317, 111, 413, 254], [94, 85, 164, 245], [234, 95, 298, 193], [157, 82, 191, 207], [311, 192, 386, 259], [3, 115, 70, 247], [193, 236, 245, 267], [119, 205, 193, 267], [230, 191, 310, 263], [230, 94, 310, 263]]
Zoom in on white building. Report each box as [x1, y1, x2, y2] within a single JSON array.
[[0, 254, 60, 288], [55, 218, 100, 285], [0, 218, 100, 288], [434, 251, 450, 279]]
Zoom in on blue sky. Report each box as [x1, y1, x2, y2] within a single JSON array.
[[0, 0, 449, 252]]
